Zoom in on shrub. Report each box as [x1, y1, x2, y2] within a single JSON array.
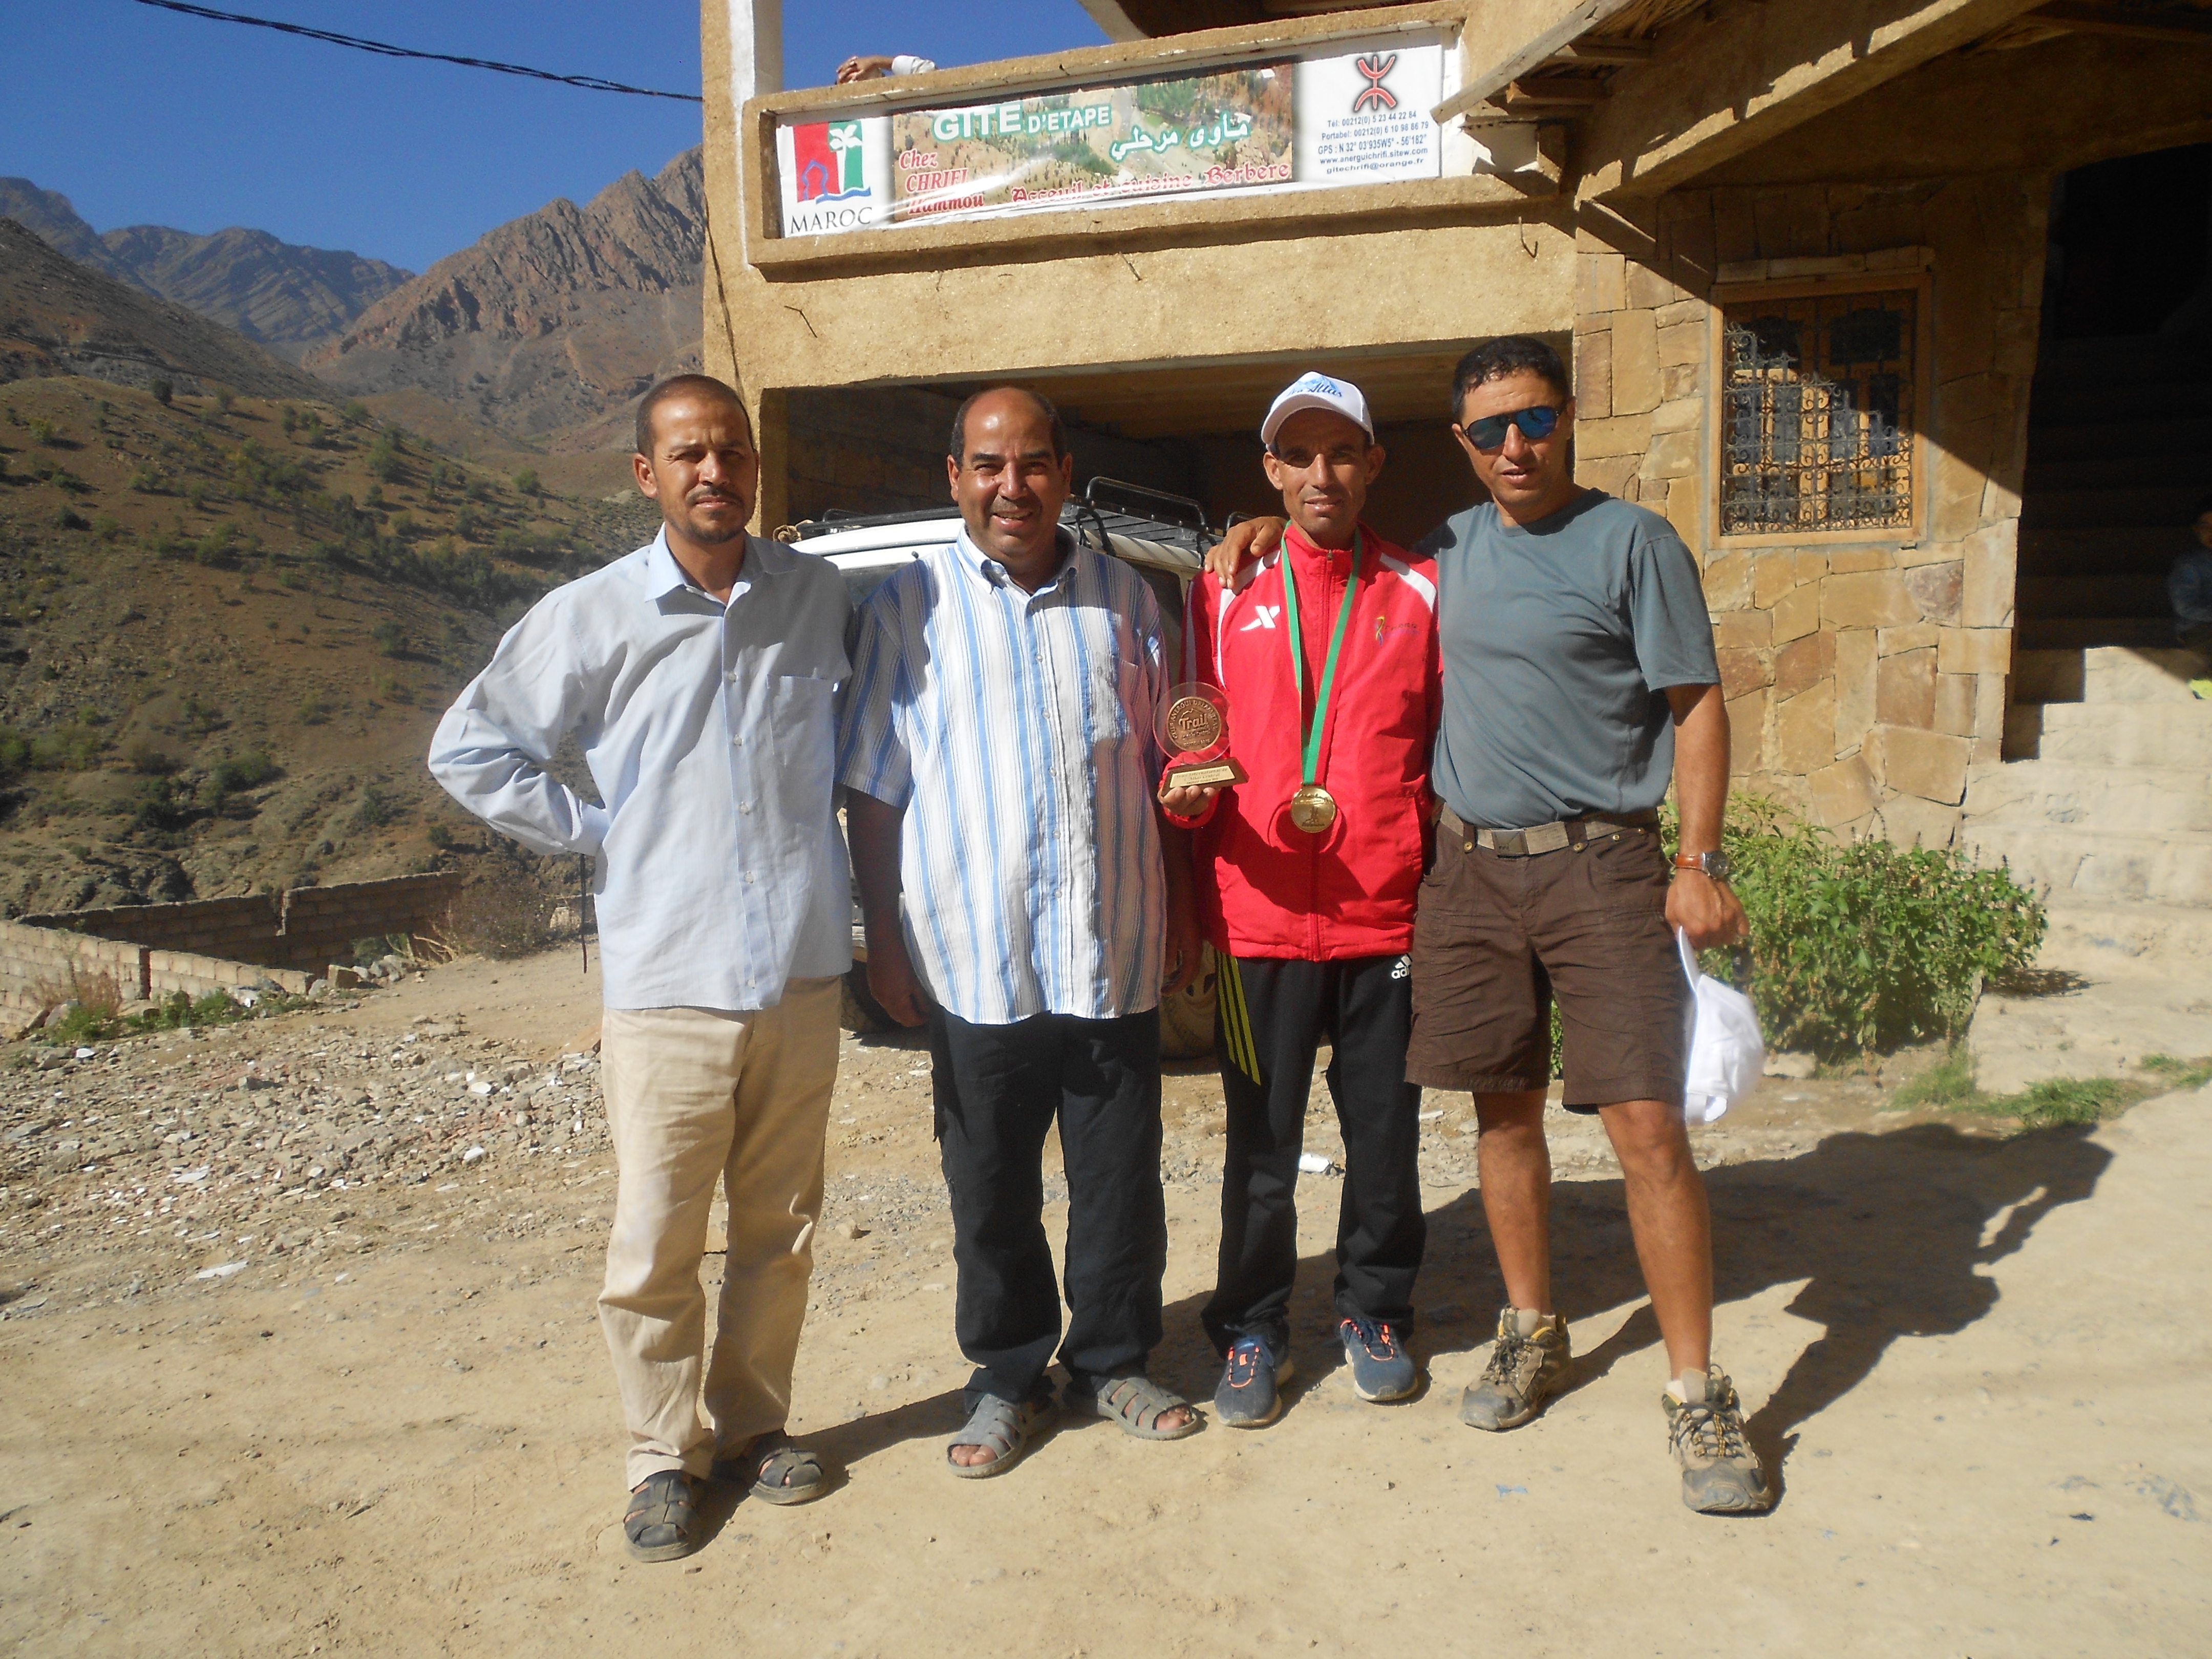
[[371, 620, 406, 656], [280, 405, 299, 435], [29, 418, 57, 445], [1690, 797, 2046, 1057], [353, 782, 398, 828], [150, 379, 173, 406], [441, 870, 556, 960], [342, 400, 371, 427], [212, 386, 233, 415], [514, 467, 540, 498]]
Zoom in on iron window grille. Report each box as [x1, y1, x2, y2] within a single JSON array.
[[1718, 288, 1917, 535]]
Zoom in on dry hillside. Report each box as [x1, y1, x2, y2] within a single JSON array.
[[0, 374, 660, 916], [0, 218, 328, 403]]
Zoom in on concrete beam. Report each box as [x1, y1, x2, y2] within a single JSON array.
[[1435, 0, 1643, 124], [1572, 0, 2051, 203]]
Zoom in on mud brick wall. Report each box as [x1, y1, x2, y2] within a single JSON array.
[[0, 920, 312, 1014], [21, 873, 461, 980], [1573, 174, 2044, 846], [0, 919, 151, 1011], [273, 874, 462, 974]]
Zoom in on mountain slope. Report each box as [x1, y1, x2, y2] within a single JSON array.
[[0, 372, 660, 913], [0, 178, 412, 359], [304, 150, 705, 450], [1, 218, 327, 401]]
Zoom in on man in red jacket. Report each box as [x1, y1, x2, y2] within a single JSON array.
[[1161, 371, 1440, 1427]]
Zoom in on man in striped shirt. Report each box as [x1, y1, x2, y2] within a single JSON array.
[[839, 387, 1205, 1477]]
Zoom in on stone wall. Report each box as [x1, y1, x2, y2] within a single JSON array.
[[20, 873, 461, 983], [0, 918, 313, 1015], [1573, 174, 2046, 844]]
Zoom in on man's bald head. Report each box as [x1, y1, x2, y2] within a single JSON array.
[[949, 386, 1065, 465]]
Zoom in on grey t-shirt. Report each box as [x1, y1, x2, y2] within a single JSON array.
[[1417, 489, 1719, 830]]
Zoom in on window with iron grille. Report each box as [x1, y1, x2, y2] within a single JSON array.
[[1718, 287, 1917, 536]]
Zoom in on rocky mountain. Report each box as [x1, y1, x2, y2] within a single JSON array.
[[0, 217, 327, 401], [0, 178, 412, 360], [304, 149, 705, 451]]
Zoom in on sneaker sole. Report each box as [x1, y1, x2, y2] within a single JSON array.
[[1342, 1345, 1418, 1403], [1217, 1359, 1294, 1430], [1460, 1389, 1542, 1431]]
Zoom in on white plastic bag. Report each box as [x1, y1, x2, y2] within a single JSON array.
[[1677, 928, 1764, 1125]]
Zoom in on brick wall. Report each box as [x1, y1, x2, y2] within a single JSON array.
[[0, 919, 312, 1015], [1574, 174, 2044, 845], [21, 873, 462, 981]]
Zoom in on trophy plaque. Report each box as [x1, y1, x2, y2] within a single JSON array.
[[1157, 683, 1248, 792]]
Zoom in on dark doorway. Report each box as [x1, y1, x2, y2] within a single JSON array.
[[2016, 144, 2212, 652]]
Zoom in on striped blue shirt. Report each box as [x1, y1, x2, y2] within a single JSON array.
[[837, 529, 1167, 1026]]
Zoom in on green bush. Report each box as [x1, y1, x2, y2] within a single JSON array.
[[1694, 797, 2046, 1056], [150, 378, 173, 407]]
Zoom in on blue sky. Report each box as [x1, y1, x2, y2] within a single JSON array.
[[0, 1, 1104, 272]]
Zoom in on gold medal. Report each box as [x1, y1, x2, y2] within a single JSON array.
[[1289, 783, 1338, 834]]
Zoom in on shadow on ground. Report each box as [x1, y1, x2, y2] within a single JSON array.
[[804, 1121, 2112, 1503]]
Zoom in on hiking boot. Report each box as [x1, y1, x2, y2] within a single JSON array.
[[1214, 1333, 1293, 1429], [1664, 1367, 1772, 1514], [1338, 1314, 1418, 1402], [1460, 1307, 1569, 1431]]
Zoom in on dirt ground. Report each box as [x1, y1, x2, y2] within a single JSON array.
[[2, 947, 2208, 1657]]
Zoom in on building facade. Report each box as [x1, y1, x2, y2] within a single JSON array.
[[701, 0, 2212, 873]]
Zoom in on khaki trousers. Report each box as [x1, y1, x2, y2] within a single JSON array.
[[598, 979, 840, 1489]]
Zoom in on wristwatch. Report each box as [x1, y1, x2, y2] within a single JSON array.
[[1674, 850, 1732, 881]]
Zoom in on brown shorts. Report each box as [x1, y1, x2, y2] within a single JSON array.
[[1405, 818, 1689, 1111]]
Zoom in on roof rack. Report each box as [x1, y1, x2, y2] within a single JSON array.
[[782, 475, 1215, 556]]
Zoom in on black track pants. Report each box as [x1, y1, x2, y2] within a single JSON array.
[[1201, 953, 1426, 1357]]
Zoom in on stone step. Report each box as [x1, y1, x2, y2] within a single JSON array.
[[2032, 894, 2212, 975], [2004, 697, 2212, 765], [1963, 759, 2212, 834], [2023, 451, 2212, 493], [2017, 573, 2168, 617], [2030, 379, 2212, 424], [2020, 480, 2212, 530], [2016, 616, 2180, 651], [1959, 822, 2212, 905], [2019, 524, 2194, 564], [2027, 414, 2212, 460], [2013, 646, 2212, 704]]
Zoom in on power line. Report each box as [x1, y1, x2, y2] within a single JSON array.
[[126, 0, 704, 102]]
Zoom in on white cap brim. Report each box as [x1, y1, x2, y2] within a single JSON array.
[[1262, 381, 1374, 448]]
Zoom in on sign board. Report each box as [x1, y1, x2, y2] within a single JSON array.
[[776, 40, 1452, 239]]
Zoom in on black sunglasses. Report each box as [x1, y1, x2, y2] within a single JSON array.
[[1459, 405, 1562, 451]]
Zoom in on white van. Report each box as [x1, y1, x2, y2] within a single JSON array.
[[782, 480, 1221, 1059]]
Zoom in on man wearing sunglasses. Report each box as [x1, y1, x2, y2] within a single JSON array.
[[1207, 335, 1767, 1515]]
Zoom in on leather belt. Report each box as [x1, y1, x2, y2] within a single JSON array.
[[1436, 804, 1660, 856]]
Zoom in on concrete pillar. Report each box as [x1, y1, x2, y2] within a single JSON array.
[[726, 0, 782, 103]]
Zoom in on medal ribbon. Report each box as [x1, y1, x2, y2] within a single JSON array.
[[1277, 529, 1363, 790]]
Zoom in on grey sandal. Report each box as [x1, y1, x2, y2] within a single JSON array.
[[946, 1393, 1053, 1480], [1079, 1373, 1203, 1440], [716, 1430, 824, 1506], [623, 1469, 700, 1563]]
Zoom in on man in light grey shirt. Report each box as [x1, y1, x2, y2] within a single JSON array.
[[430, 374, 848, 1564]]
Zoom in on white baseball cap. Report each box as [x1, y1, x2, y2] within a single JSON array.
[[1261, 371, 1374, 449]]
